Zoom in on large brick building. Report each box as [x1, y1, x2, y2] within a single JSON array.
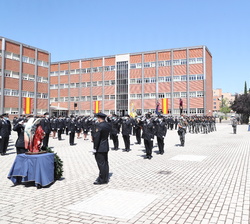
[[0, 36, 50, 119], [50, 46, 213, 116]]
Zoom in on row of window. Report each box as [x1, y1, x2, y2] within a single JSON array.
[[50, 80, 116, 89], [1, 70, 48, 83], [130, 91, 204, 99], [50, 65, 116, 76], [130, 74, 204, 84], [50, 94, 116, 103], [68, 109, 115, 116], [3, 108, 47, 115], [49, 57, 203, 76], [2, 89, 48, 99], [0, 51, 49, 68], [130, 57, 203, 69], [141, 108, 204, 114]]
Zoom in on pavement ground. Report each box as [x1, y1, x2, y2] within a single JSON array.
[[0, 122, 249, 224]]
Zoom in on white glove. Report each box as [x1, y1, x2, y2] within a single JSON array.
[[68, 131, 71, 134], [0, 136, 2, 139]]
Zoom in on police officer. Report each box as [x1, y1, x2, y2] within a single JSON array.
[[142, 114, 155, 159], [13, 118, 28, 154], [134, 116, 143, 145], [155, 115, 167, 155], [177, 117, 187, 146], [68, 115, 77, 145], [0, 113, 11, 156], [121, 115, 133, 152], [93, 113, 111, 185], [57, 115, 65, 140], [232, 117, 237, 134], [109, 114, 121, 150], [50, 116, 58, 139], [40, 112, 51, 151]]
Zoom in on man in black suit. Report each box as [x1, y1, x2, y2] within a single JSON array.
[[121, 115, 132, 152], [155, 115, 167, 155], [68, 115, 77, 145], [142, 114, 155, 159], [93, 113, 111, 185], [0, 113, 11, 156], [108, 114, 121, 150], [57, 115, 65, 140], [40, 112, 51, 151]]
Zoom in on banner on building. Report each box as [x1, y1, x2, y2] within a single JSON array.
[[94, 101, 100, 114], [24, 97, 31, 114], [129, 101, 137, 118], [162, 98, 168, 114]]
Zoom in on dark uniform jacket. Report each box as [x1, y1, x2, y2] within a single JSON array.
[[50, 118, 58, 131], [0, 119, 11, 137], [121, 119, 132, 136], [110, 118, 121, 135], [94, 121, 111, 153], [155, 121, 167, 139], [57, 119, 65, 130], [13, 123, 25, 148], [40, 118, 51, 134], [68, 119, 77, 132], [142, 120, 155, 141]]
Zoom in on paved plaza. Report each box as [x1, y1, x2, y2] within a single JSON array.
[[0, 122, 249, 224]]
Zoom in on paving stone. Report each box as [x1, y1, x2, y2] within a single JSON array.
[[0, 123, 249, 224]]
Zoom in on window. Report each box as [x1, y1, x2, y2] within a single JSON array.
[[197, 58, 203, 63], [197, 91, 204, 97], [197, 74, 204, 80], [158, 61, 164, 67], [5, 52, 12, 59], [104, 81, 110, 86], [144, 62, 150, 68], [173, 60, 180, 65], [197, 108, 204, 113], [98, 81, 103, 86], [130, 94, 136, 99], [92, 67, 98, 73], [181, 75, 187, 81], [81, 96, 85, 101], [165, 60, 171, 66], [111, 66, 115, 71], [12, 54, 20, 61], [70, 83, 76, 88], [189, 92, 196, 97], [4, 89, 11, 96], [111, 80, 115, 85], [137, 94, 142, 99], [110, 95, 115, 99], [144, 78, 150, 83], [81, 82, 86, 87], [137, 78, 142, 84], [181, 92, 187, 98], [180, 59, 187, 65], [75, 97, 80, 101], [190, 108, 196, 114], [65, 97, 69, 102], [189, 75, 196, 81], [189, 58, 196, 64], [70, 97, 74, 101], [86, 96, 91, 101], [165, 93, 171, 98], [150, 93, 156, 98], [130, 64, 136, 69], [92, 96, 97, 101], [151, 78, 156, 83], [173, 76, 181, 81], [144, 93, 150, 98], [11, 90, 19, 96], [64, 83, 69, 88], [130, 79, 136, 84], [104, 95, 109, 100], [60, 84, 64, 89], [136, 63, 142, 68], [165, 77, 171, 82], [92, 81, 97, 87], [97, 95, 102, 100], [28, 75, 35, 81], [87, 82, 91, 87], [151, 62, 156, 67], [159, 77, 165, 82], [105, 66, 110, 71], [4, 70, 11, 77], [158, 93, 165, 98], [173, 92, 180, 98]]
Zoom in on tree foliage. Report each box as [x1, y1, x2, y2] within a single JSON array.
[[220, 98, 231, 114], [231, 93, 250, 123]]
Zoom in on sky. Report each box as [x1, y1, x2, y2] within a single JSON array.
[[1, 0, 250, 94]]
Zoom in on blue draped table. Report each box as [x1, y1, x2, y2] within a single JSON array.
[[8, 153, 54, 187]]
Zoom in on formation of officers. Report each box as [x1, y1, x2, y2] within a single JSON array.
[[6, 112, 217, 159]]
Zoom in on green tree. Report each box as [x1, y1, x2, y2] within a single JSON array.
[[220, 98, 231, 119], [244, 81, 248, 94]]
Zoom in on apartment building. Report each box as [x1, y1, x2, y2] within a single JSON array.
[[0, 36, 50, 119], [50, 46, 212, 116]]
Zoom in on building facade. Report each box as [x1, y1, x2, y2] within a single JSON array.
[[50, 46, 212, 117], [0, 37, 50, 119], [213, 88, 235, 112]]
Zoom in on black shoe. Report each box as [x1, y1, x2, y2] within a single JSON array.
[[148, 155, 152, 160], [93, 180, 108, 185], [1, 153, 4, 156]]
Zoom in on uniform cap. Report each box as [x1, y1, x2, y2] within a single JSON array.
[[96, 112, 107, 118]]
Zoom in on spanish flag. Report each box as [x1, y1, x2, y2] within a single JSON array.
[[162, 98, 168, 114], [94, 101, 100, 113], [24, 97, 31, 114]]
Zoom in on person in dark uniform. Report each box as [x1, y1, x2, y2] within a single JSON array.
[[0, 113, 11, 156], [93, 113, 111, 185], [68, 115, 77, 145], [50, 116, 58, 139], [121, 115, 132, 152], [76, 117, 82, 139], [177, 117, 187, 146], [40, 112, 51, 151], [65, 116, 70, 135], [155, 115, 167, 155], [13, 118, 28, 154], [134, 116, 143, 144], [108, 114, 121, 150], [232, 117, 237, 134], [142, 114, 155, 159], [57, 115, 65, 140]]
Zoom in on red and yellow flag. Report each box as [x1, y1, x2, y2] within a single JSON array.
[[94, 101, 100, 113], [162, 98, 168, 114], [24, 97, 31, 114]]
